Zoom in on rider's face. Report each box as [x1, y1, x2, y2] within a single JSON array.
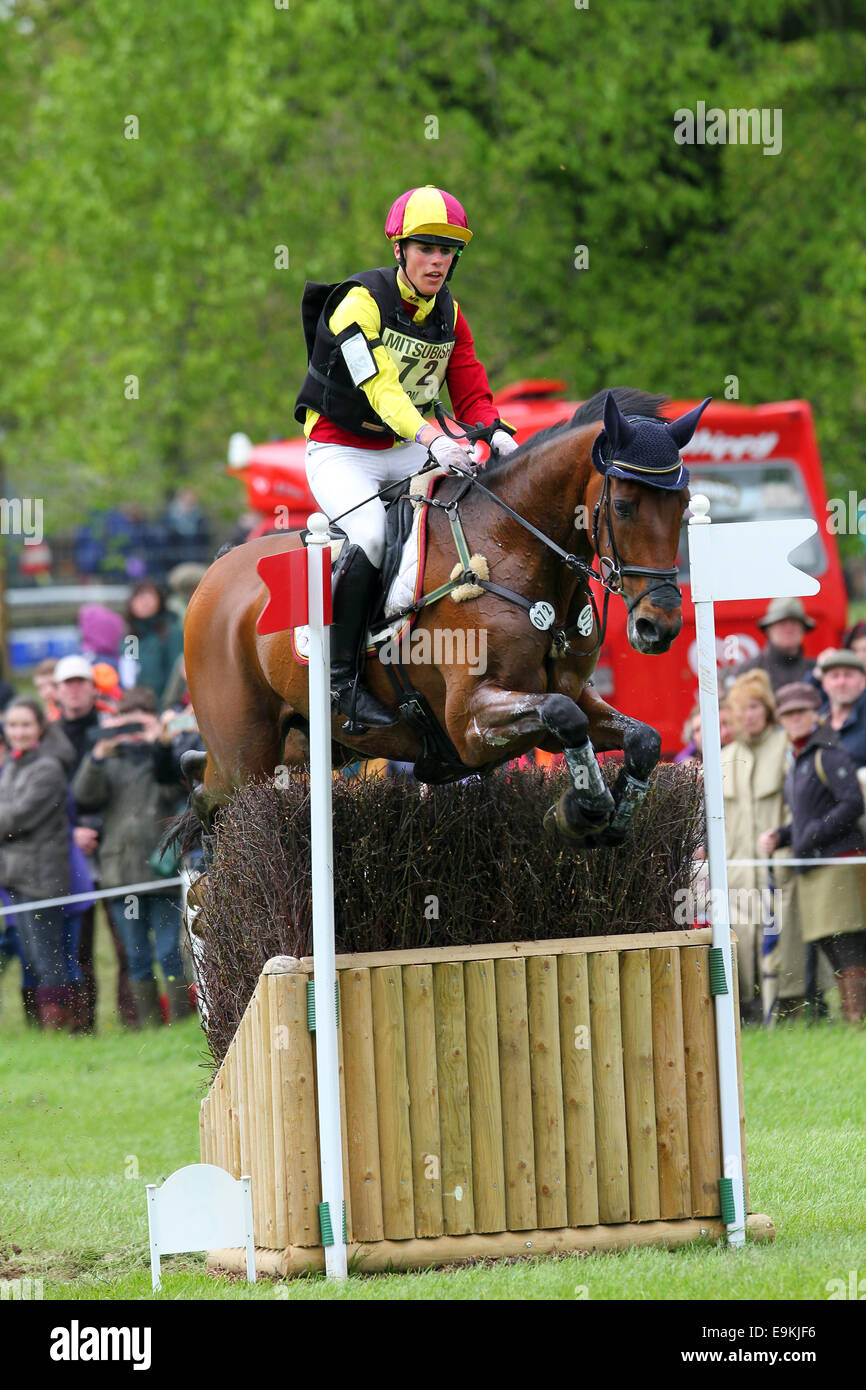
[[397, 240, 456, 296]]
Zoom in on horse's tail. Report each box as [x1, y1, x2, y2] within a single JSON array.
[[160, 803, 204, 857]]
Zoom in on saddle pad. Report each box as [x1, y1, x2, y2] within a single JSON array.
[[290, 472, 440, 665]]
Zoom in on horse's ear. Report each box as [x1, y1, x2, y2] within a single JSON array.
[[666, 396, 712, 449], [602, 391, 636, 454]]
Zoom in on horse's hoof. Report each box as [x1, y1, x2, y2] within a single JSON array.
[[544, 790, 613, 846], [578, 825, 629, 849]]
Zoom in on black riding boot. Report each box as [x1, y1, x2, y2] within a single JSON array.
[[331, 545, 398, 731]]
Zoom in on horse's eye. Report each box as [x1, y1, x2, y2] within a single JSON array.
[[613, 500, 633, 518]]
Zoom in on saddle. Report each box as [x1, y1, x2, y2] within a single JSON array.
[[302, 474, 478, 784]]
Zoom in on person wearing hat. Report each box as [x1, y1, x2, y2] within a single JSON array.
[[758, 682, 866, 1024], [721, 671, 805, 1021], [53, 654, 137, 1031], [54, 655, 101, 768], [815, 648, 866, 770], [294, 184, 517, 731], [729, 596, 816, 693]]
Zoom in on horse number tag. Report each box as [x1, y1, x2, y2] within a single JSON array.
[[529, 601, 556, 631], [577, 602, 593, 637]]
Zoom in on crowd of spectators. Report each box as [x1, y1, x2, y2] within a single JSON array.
[[8, 490, 213, 588], [678, 604, 866, 1026], [0, 579, 205, 1032]]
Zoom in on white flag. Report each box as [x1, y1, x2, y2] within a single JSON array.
[[688, 517, 819, 604]]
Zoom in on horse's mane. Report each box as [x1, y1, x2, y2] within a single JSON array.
[[483, 386, 669, 479]]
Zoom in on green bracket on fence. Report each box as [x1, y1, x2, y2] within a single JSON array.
[[318, 1200, 347, 1248], [708, 947, 728, 996], [718, 1177, 736, 1225], [318, 1201, 333, 1247], [307, 980, 340, 1031]]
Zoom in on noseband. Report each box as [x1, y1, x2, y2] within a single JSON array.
[[591, 470, 682, 615]]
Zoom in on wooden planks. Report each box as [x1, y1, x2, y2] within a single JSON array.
[[495, 958, 537, 1231], [464, 961, 506, 1233], [651, 947, 691, 1220], [680, 946, 721, 1216], [272, 970, 320, 1247], [620, 949, 660, 1222], [589, 951, 629, 1224], [403, 965, 444, 1237], [527, 956, 567, 1228], [433, 963, 475, 1234], [266, 974, 289, 1249], [341, 967, 385, 1243], [200, 936, 741, 1261], [324, 928, 712, 973], [371, 966, 414, 1238], [557, 954, 598, 1226]]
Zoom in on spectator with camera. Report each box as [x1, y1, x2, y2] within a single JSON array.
[[72, 686, 190, 1025]]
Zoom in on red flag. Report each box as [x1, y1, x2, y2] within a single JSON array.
[[256, 548, 332, 635]]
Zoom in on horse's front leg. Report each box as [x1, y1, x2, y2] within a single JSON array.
[[460, 685, 615, 843], [575, 682, 662, 845]]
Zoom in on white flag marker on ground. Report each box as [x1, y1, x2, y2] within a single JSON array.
[[306, 511, 348, 1280], [687, 496, 819, 1248]]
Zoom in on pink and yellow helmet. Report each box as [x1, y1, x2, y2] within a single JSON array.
[[385, 185, 473, 247]]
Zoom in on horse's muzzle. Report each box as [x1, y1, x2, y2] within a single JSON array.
[[627, 608, 682, 654]]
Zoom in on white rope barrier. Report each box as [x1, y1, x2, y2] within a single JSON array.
[[0, 877, 183, 918], [726, 858, 866, 868]]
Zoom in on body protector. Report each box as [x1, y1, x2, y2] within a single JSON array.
[[294, 267, 456, 438]]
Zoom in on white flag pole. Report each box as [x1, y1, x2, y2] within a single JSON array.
[[306, 511, 347, 1280], [687, 495, 746, 1249]]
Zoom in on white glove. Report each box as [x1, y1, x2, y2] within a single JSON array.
[[491, 428, 518, 457], [429, 433, 475, 476]]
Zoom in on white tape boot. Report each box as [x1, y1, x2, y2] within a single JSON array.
[[544, 740, 615, 844]]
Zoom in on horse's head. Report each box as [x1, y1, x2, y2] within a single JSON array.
[[589, 391, 711, 655]]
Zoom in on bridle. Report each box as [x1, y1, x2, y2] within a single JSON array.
[[590, 468, 683, 616], [432, 408, 684, 647]]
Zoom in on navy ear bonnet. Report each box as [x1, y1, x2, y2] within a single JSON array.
[[590, 392, 712, 491]]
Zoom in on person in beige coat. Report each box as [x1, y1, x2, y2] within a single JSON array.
[[721, 671, 804, 1021]]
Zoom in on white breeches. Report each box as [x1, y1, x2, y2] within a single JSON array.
[[305, 438, 430, 568]]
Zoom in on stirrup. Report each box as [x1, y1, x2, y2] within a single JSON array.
[[332, 675, 398, 734]]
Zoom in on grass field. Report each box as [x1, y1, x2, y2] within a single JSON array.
[[1, 915, 864, 1302]]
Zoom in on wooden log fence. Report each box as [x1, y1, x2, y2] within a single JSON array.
[[201, 929, 774, 1276]]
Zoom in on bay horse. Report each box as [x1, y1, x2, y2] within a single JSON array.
[[182, 388, 709, 847]]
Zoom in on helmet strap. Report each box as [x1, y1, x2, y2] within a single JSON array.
[[396, 242, 427, 298]]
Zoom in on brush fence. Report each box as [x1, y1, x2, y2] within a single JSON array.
[[201, 928, 773, 1276]]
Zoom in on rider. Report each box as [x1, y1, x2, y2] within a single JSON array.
[[294, 184, 517, 731]]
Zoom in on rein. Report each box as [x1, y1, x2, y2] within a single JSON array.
[[323, 405, 682, 656]]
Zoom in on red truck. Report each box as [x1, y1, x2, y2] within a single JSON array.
[[228, 382, 847, 753]]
